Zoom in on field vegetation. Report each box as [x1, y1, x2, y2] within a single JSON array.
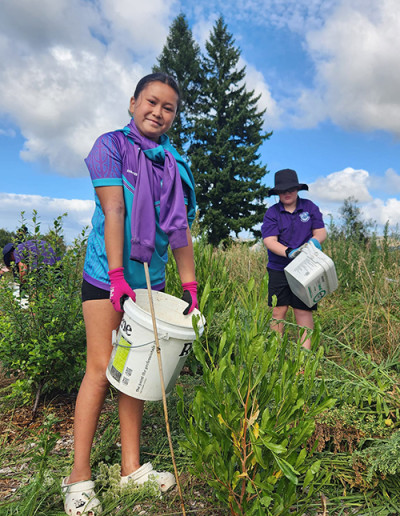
[[0, 210, 400, 515]]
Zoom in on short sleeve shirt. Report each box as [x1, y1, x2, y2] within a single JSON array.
[[83, 131, 189, 291], [14, 240, 58, 269], [261, 197, 325, 271]]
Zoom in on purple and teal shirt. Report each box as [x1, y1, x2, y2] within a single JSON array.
[[83, 126, 196, 291]]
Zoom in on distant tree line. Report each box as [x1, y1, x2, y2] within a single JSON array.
[[153, 14, 271, 246]]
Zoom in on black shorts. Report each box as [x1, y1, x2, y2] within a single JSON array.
[[81, 279, 165, 302], [267, 268, 317, 311], [81, 279, 110, 302]]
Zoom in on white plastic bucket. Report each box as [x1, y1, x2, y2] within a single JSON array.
[[284, 241, 338, 308], [106, 289, 205, 401]]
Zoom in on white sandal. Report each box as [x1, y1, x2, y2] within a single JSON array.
[[120, 462, 176, 493], [61, 478, 102, 515]]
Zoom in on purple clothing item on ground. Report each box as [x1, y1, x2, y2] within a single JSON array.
[[14, 240, 59, 269], [261, 197, 325, 271]]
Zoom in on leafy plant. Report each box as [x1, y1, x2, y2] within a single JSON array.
[[0, 213, 88, 405], [178, 276, 334, 515], [352, 430, 400, 483]]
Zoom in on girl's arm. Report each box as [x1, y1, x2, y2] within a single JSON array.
[[172, 226, 196, 282], [95, 185, 135, 312], [172, 225, 198, 314], [95, 186, 125, 269]]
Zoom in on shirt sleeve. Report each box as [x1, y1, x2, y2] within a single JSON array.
[[311, 202, 325, 229], [84, 132, 124, 187], [261, 206, 279, 239]]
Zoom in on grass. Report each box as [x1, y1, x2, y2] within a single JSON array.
[[1, 235, 400, 514], [0, 373, 228, 515]]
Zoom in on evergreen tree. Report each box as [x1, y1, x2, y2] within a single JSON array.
[[339, 196, 374, 242], [190, 17, 271, 246], [153, 13, 202, 155]]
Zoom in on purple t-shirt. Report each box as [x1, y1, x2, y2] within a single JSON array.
[[14, 240, 58, 269], [261, 197, 325, 271]]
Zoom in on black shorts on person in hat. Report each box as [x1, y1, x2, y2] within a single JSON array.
[[267, 268, 317, 311]]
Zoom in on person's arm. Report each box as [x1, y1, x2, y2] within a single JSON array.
[[18, 261, 28, 282], [172, 226, 196, 283], [312, 227, 327, 244], [96, 186, 125, 268], [263, 235, 288, 257], [96, 185, 136, 311], [172, 225, 198, 314]]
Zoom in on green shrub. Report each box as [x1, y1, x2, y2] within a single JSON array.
[[177, 276, 334, 515], [0, 215, 88, 402]]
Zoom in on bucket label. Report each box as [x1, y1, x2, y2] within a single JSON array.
[[112, 336, 131, 378], [313, 290, 326, 303], [120, 318, 133, 337], [136, 344, 156, 394]]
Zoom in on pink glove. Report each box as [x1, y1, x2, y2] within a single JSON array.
[[108, 267, 136, 313], [181, 281, 198, 315]]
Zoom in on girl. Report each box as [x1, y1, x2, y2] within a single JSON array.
[[61, 73, 198, 516], [262, 169, 327, 350]]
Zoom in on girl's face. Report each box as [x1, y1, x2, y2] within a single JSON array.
[[129, 81, 178, 142]]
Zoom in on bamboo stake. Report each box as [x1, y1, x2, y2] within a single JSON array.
[[143, 262, 187, 516]]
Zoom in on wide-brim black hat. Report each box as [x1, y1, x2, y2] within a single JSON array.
[[268, 168, 309, 196]]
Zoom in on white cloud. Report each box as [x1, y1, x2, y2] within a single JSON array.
[[370, 168, 400, 194], [191, 9, 218, 49], [187, 0, 337, 33], [365, 198, 400, 228], [185, 0, 400, 137], [0, 0, 177, 177], [240, 59, 282, 130], [291, 0, 400, 136], [0, 128, 16, 137], [0, 193, 94, 243], [309, 167, 372, 203], [306, 166, 400, 232]]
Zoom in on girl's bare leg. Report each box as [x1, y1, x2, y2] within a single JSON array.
[[66, 299, 122, 483], [119, 394, 145, 476]]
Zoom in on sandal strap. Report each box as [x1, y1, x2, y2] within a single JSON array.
[[61, 478, 95, 493], [121, 462, 153, 483]]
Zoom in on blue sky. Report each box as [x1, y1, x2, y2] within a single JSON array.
[[1, 0, 399, 242]]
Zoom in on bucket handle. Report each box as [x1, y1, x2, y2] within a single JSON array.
[[112, 330, 169, 349]]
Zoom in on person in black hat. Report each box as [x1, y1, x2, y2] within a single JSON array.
[[261, 169, 327, 349]]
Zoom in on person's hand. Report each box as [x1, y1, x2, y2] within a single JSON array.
[[181, 281, 198, 315], [286, 244, 306, 259], [308, 238, 322, 250], [108, 267, 136, 312]]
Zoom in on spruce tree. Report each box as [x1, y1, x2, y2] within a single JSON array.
[[190, 17, 271, 246], [153, 13, 202, 155]]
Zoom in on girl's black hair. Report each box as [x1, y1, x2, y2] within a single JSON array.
[[133, 72, 181, 111]]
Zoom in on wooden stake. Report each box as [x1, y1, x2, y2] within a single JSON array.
[[143, 262, 187, 516]]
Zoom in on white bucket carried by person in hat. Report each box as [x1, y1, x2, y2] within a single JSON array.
[[284, 240, 338, 308], [106, 289, 205, 401]]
